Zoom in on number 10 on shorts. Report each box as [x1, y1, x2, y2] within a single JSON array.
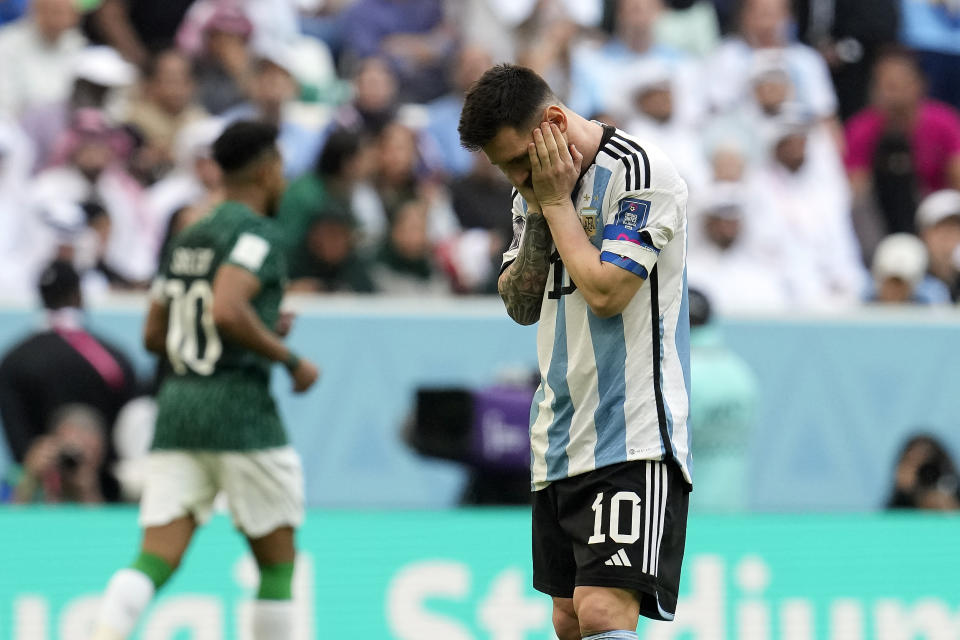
[[587, 491, 642, 544]]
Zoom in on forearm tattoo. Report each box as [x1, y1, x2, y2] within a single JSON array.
[[499, 212, 553, 325]]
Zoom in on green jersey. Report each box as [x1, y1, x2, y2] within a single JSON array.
[[150, 201, 288, 451]]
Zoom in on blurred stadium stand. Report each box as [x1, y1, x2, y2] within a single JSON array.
[[4, 298, 960, 511]]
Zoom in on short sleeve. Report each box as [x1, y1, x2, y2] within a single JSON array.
[[226, 229, 283, 283], [500, 191, 529, 273], [599, 168, 682, 279]]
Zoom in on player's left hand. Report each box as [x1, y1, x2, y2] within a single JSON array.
[[529, 122, 583, 210]]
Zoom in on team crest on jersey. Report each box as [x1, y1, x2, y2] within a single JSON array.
[[579, 208, 599, 237]]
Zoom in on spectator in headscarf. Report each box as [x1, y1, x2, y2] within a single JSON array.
[[20, 45, 137, 171], [31, 109, 153, 285], [568, 0, 705, 126], [746, 105, 866, 309], [686, 182, 791, 313], [190, 3, 255, 115], [706, 0, 840, 133]]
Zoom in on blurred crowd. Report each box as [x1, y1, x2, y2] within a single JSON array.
[[2, 0, 960, 509], [0, 0, 956, 310]]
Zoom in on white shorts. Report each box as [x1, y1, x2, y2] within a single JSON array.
[[139, 447, 304, 539]]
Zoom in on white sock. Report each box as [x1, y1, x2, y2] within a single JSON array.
[[252, 599, 294, 640], [90, 569, 155, 639]]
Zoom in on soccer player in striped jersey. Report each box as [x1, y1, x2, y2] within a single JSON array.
[[459, 65, 692, 640], [89, 122, 319, 640]]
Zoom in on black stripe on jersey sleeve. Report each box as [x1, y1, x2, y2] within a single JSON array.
[[611, 138, 643, 191], [600, 147, 624, 162], [621, 157, 634, 192], [500, 258, 516, 275], [612, 133, 651, 189], [606, 138, 644, 192], [606, 140, 635, 191], [601, 147, 632, 190], [649, 265, 674, 461], [606, 138, 633, 158]]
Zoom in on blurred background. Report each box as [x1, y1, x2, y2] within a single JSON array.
[[0, 0, 959, 638]]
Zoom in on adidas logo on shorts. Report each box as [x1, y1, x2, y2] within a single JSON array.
[[604, 549, 632, 567]]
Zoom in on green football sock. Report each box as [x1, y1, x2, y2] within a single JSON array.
[[130, 552, 175, 590], [257, 562, 295, 600]]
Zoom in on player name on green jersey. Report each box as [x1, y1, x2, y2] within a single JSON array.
[[169, 247, 215, 277]]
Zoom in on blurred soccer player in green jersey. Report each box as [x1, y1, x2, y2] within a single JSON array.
[[90, 121, 319, 640]]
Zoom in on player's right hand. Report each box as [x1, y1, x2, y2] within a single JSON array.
[[290, 358, 320, 393], [515, 182, 541, 214]]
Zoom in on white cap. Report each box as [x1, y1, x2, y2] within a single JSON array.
[[173, 117, 225, 169], [698, 181, 745, 219], [253, 41, 298, 78], [872, 232, 928, 287], [750, 48, 790, 85], [71, 46, 138, 87], [916, 189, 960, 230], [39, 200, 86, 241], [762, 101, 813, 148], [624, 59, 671, 96]]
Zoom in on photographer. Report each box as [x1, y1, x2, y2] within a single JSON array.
[[13, 405, 106, 503], [887, 434, 960, 511], [0, 260, 137, 501]]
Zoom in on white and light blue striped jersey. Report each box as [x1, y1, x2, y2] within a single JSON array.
[[502, 125, 692, 489]]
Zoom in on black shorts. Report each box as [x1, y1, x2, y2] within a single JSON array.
[[532, 460, 690, 621]]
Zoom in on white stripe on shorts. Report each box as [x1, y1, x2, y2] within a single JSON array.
[[654, 463, 668, 576], [650, 461, 661, 574], [642, 461, 652, 574]]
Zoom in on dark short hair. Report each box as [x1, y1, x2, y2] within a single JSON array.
[[80, 200, 108, 224], [873, 44, 925, 79], [38, 260, 81, 310], [688, 288, 712, 327], [212, 120, 279, 174], [143, 48, 192, 81], [316, 127, 365, 178], [458, 64, 556, 151]]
